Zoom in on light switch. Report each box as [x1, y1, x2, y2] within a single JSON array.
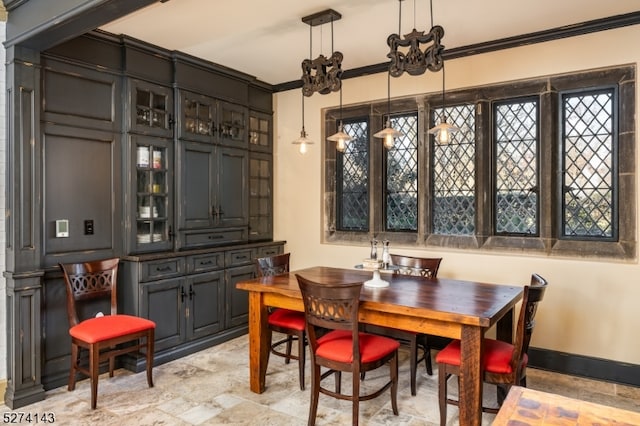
[[84, 220, 94, 235]]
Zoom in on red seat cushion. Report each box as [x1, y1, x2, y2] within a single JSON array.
[[70, 314, 155, 344], [268, 308, 306, 331], [316, 330, 400, 363], [435, 338, 528, 374]]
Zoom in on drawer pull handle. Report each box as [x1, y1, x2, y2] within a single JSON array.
[[199, 260, 213, 265], [155, 265, 172, 272], [237, 255, 248, 260], [208, 235, 224, 239]]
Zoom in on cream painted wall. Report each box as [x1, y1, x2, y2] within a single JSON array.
[[273, 25, 640, 365]]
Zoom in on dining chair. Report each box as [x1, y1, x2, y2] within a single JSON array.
[[59, 258, 156, 409], [364, 254, 442, 396], [435, 273, 548, 425], [254, 252, 307, 390], [296, 274, 399, 426]]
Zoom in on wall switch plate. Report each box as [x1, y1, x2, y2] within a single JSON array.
[[56, 220, 69, 237], [84, 220, 94, 235]]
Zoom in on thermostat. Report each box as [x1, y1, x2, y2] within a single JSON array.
[[56, 219, 69, 237]]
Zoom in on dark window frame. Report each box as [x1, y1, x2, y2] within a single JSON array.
[[322, 65, 636, 260]]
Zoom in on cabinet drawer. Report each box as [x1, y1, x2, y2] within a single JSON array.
[[141, 258, 185, 282], [187, 252, 224, 274], [225, 248, 253, 267], [183, 229, 248, 248], [256, 245, 284, 259]]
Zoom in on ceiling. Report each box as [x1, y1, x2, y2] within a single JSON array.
[[100, 0, 640, 86]]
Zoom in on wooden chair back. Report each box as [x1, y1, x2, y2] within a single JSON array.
[[296, 274, 363, 365], [390, 254, 442, 278], [59, 258, 120, 327], [255, 252, 290, 277], [511, 273, 548, 372]]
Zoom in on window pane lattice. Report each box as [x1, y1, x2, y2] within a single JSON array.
[[432, 104, 476, 235], [338, 120, 369, 231], [386, 114, 418, 231], [495, 101, 538, 235], [563, 91, 615, 238]]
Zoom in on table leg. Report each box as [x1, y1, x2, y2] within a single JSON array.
[[458, 325, 484, 426], [248, 291, 269, 393]]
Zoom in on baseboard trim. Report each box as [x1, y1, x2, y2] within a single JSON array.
[[528, 347, 640, 387]]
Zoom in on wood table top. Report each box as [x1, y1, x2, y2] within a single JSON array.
[[236, 266, 523, 328], [493, 386, 640, 425]]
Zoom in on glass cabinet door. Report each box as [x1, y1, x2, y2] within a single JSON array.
[[180, 91, 215, 143], [249, 111, 272, 152], [218, 101, 248, 148], [130, 79, 173, 137], [133, 136, 173, 251], [249, 152, 273, 241]]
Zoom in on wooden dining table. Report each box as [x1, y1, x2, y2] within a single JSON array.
[[236, 266, 523, 426]]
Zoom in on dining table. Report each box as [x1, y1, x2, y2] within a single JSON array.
[[235, 266, 523, 426]]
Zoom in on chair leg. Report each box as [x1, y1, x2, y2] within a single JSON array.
[[410, 335, 418, 396], [108, 353, 115, 378], [335, 371, 342, 394], [424, 347, 433, 376], [68, 343, 79, 391], [438, 367, 448, 426], [89, 343, 100, 409], [285, 335, 293, 365], [390, 351, 399, 415], [352, 368, 360, 426], [309, 365, 321, 426], [146, 330, 155, 388], [297, 331, 305, 390]]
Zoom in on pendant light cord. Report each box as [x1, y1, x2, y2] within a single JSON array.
[[429, 0, 434, 28], [301, 91, 306, 132], [441, 61, 447, 123]]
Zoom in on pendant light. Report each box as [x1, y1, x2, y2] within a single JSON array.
[[327, 85, 352, 152], [428, 61, 459, 144], [427, 0, 458, 144], [374, 64, 403, 149], [292, 92, 313, 155]]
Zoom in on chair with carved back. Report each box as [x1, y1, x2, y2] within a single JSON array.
[[254, 252, 307, 390], [436, 273, 548, 425], [59, 258, 155, 409], [363, 254, 442, 396], [296, 274, 399, 426]]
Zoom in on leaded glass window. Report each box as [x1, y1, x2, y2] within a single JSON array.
[[432, 104, 476, 235], [337, 119, 369, 231], [494, 99, 539, 235], [562, 88, 616, 239], [385, 113, 418, 231]]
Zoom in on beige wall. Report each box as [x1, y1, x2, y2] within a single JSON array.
[[273, 25, 640, 365]]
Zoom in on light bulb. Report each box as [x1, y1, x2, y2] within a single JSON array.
[[336, 139, 346, 152], [437, 128, 452, 144], [384, 135, 395, 149], [299, 141, 308, 155]]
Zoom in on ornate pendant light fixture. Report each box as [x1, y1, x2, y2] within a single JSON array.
[[294, 9, 345, 154], [386, 0, 444, 77]]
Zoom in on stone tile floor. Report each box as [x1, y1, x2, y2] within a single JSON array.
[[2, 334, 639, 425]]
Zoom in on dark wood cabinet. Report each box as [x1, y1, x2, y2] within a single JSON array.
[[128, 79, 174, 138], [249, 152, 273, 241], [119, 242, 284, 367]]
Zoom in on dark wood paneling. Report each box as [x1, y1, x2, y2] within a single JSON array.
[[123, 37, 173, 84], [174, 56, 249, 104]]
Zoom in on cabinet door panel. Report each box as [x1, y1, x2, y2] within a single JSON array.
[[218, 147, 248, 228], [225, 265, 255, 328], [142, 279, 185, 351], [188, 271, 224, 340], [180, 141, 215, 229]]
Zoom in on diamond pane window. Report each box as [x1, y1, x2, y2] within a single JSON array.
[[432, 104, 476, 235], [494, 99, 539, 235], [562, 89, 616, 239], [386, 113, 418, 231], [337, 119, 369, 231]]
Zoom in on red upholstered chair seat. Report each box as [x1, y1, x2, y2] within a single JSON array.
[[70, 315, 156, 344], [316, 330, 400, 363], [268, 308, 306, 331], [435, 339, 528, 374]]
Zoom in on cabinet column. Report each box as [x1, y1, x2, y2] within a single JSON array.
[[4, 45, 45, 408]]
